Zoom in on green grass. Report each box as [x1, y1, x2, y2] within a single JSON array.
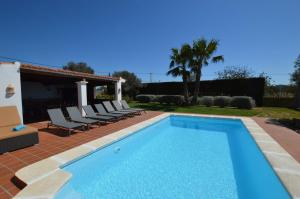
[[129, 101, 300, 119]]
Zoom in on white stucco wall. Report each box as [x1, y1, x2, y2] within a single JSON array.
[[0, 62, 23, 123]]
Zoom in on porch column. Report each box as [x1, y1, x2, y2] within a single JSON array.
[[93, 86, 97, 99], [114, 78, 126, 102], [76, 79, 88, 116]]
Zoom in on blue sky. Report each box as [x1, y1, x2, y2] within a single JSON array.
[[0, 0, 299, 84]]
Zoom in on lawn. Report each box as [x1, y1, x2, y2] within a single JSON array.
[[129, 101, 300, 119]]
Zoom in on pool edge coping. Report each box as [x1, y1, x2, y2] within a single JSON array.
[[13, 113, 300, 199]]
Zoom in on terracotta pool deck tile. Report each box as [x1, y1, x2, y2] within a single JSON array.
[[21, 157, 43, 165], [9, 152, 36, 161], [1, 181, 18, 191], [7, 186, 19, 196], [1, 163, 26, 172], [29, 150, 51, 157], [0, 175, 14, 187], [0, 164, 26, 173], [1, 112, 300, 198], [0, 111, 161, 198], [0, 187, 5, 194], [0, 165, 11, 175], [0, 191, 12, 199], [253, 117, 300, 163]]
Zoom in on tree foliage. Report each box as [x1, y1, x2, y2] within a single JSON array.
[[216, 67, 280, 97], [291, 54, 300, 108], [167, 44, 193, 103], [291, 54, 300, 86], [112, 71, 142, 98], [166, 38, 224, 104], [216, 66, 254, 79], [63, 61, 94, 74]]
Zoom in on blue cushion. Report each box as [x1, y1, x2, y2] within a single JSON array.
[[12, 124, 26, 131]]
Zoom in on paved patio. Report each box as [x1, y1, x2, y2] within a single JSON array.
[[0, 111, 161, 199], [0, 113, 300, 199], [253, 117, 300, 162]]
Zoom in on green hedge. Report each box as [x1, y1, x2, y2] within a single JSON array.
[[135, 95, 157, 103], [158, 95, 185, 105], [214, 96, 232, 108], [198, 96, 214, 107], [135, 94, 256, 109], [263, 97, 294, 107], [231, 96, 256, 109]]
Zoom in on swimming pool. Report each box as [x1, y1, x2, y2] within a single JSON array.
[[55, 115, 291, 199]]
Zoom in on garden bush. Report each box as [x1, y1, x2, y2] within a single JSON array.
[[135, 95, 156, 103], [158, 95, 185, 105], [230, 96, 256, 109], [198, 96, 214, 107], [122, 95, 133, 102], [214, 96, 232, 107], [95, 93, 114, 100], [153, 95, 163, 102]]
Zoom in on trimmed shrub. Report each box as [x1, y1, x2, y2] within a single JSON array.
[[95, 93, 114, 100], [214, 96, 232, 107], [158, 95, 185, 105], [231, 96, 256, 109], [187, 96, 198, 104], [135, 95, 156, 103], [122, 95, 132, 102], [198, 96, 214, 107], [153, 95, 163, 102]]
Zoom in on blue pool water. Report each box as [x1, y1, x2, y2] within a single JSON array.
[[55, 115, 291, 199]]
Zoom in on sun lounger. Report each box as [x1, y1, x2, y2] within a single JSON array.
[[66, 107, 100, 129], [47, 108, 85, 136], [82, 105, 116, 121], [102, 101, 132, 115], [111, 100, 139, 114], [94, 104, 126, 118], [0, 106, 39, 154], [121, 100, 145, 112]]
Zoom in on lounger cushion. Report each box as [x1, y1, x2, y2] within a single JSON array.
[[0, 126, 38, 140], [0, 106, 21, 127]]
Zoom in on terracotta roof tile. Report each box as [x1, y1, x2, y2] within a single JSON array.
[[0, 61, 14, 64], [20, 64, 119, 82]]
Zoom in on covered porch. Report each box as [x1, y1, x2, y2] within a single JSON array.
[[20, 64, 125, 123], [0, 62, 125, 124]]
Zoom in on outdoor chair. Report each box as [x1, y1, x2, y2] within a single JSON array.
[[102, 101, 133, 116], [111, 100, 140, 114], [47, 108, 85, 136], [121, 100, 145, 113], [94, 104, 127, 118], [0, 106, 39, 154], [82, 105, 117, 122], [66, 107, 100, 129]]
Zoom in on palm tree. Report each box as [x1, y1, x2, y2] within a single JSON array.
[[167, 44, 193, 104], [191, 38, 224, 104]]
